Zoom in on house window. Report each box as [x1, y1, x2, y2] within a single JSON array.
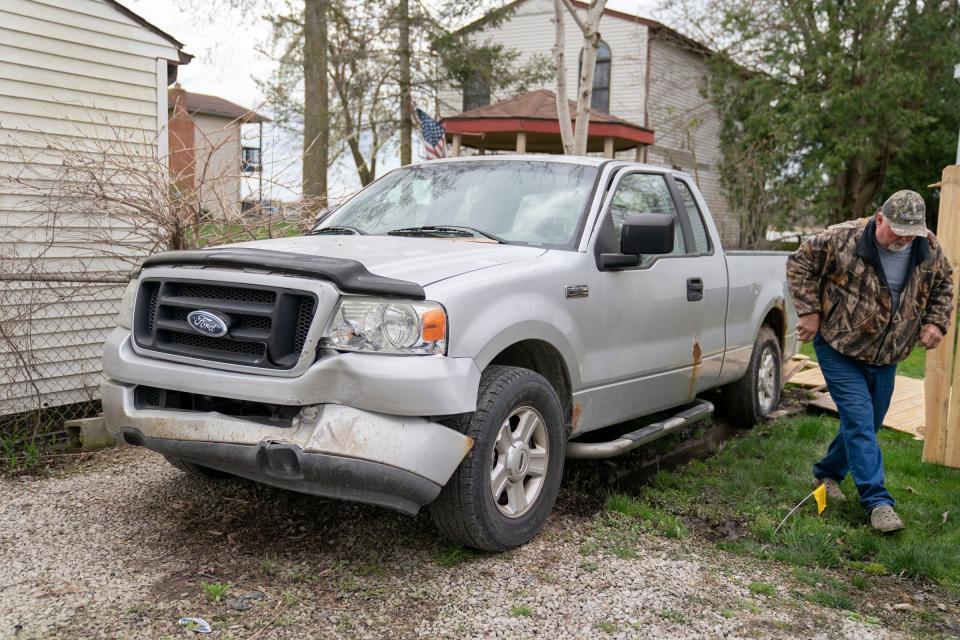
[[592, 41, 612, 112], [463, 72, 490, 112], [580, 41, 612, 113], [242, 146, 261, 173]]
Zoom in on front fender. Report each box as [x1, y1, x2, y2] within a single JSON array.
[[444, 291, 583, 389]]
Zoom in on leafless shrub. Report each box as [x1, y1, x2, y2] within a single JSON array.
[[0, 113, 319, 449]]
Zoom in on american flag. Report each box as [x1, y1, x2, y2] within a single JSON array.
[[416, 108, 446, 160]]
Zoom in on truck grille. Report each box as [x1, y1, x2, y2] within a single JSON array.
[[133, 279, 317, 370]]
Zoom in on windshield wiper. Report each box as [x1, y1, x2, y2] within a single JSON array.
[[386, 225, 505, 243], [308, 225, 367, 236]]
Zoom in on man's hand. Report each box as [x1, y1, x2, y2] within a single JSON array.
[[919, 324, 944, 349], [796, 313, 820, 343]]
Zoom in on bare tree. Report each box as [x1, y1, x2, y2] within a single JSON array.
[[552, 0, 574, 155], [553, 0, 607, 156]]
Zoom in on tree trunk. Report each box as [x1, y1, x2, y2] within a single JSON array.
[[303, 0, 329, 209], [553, 0, 574, 154], [398, 0, 412, 165], [556, 0, 607, 156], [832, 155, 888, 225], [573, 28, 599, 156]]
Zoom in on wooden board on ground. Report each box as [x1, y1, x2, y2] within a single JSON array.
[[789, 364, 827, 389], [792, 364, 926, 440], [781, 354, 811, 384]]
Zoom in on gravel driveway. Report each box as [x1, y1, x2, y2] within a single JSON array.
[[0, 447, 906, 639]]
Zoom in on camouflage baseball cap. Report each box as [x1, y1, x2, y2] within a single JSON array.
[[881, 190, 927, 237]]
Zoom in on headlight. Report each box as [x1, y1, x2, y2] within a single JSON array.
[[117, 280, 139, 329], [322, 298, 447, 355]]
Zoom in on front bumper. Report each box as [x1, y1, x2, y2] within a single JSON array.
[[101, 380, 474, 514], [103, 328, 482, 416]]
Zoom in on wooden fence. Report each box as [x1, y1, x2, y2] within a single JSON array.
[[923, 165, 960, 468]]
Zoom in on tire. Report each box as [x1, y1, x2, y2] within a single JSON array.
[[429, 365, 566, 552], [719, 326, 782, 428], [163, 455, 233, 480]]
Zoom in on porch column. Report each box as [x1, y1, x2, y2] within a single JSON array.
[[635, 145, 644, 162], [451, 134, 462, 157], [603, 137, 615, 159]]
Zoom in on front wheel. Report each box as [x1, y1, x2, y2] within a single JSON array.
[[719, 326, 782, 427], [430, 365, 565, 551]]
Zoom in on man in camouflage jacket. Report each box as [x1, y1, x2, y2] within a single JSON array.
[[786, 190, 954, 533]]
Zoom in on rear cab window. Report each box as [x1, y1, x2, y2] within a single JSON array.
[[674, 179, 712, 254]]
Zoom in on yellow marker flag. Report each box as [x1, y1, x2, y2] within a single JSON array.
[[813, 483, 827, 515]]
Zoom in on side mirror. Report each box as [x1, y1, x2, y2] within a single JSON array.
[[600, 214, 675, 270], [621, 213, 674, 255]]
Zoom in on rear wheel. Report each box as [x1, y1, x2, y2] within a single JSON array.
[[163, 455, 233, 480], [719, 326, 782, 427], [430, 365, 565, 551]]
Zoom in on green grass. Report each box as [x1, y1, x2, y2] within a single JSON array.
[[798, 341, 926, 379], [657, 609, 687, 623], [434, 544, 481, 567], [603, 415, 960, 592], [200, 581, 230, 603], [748, 581, 776, 597], [595, 620, 618, 633], [510, 605, 532, 617], [804, 587, 854, 610]]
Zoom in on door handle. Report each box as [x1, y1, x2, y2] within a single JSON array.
[[687, 277, 704, 302]]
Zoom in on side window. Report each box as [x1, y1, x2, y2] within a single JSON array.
[[608, 173, 685, 256], [676, 180, 711, 254]]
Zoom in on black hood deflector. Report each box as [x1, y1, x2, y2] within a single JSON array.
[[142, 248, 426, 300]]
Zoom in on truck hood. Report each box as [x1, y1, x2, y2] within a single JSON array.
[[229, 235, 547, 286]]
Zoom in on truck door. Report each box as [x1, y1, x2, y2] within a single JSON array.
[[578, 170, 725, 428]]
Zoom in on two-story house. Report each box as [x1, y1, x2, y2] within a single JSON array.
[[438, 0, 736, 245]]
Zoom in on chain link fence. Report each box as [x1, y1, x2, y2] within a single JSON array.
[[0, 273, 130, 462]]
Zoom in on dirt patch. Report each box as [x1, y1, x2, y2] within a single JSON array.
[[681, 515, 749, 542]]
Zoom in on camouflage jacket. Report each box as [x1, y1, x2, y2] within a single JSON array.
[[786, 217, 954, 366]]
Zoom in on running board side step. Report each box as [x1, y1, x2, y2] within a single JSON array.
[[566, 399, 715, 459]]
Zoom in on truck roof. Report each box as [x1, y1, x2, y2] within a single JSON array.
[[421, 153, 674, 175]]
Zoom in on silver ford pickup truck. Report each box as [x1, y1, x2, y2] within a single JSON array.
[[102, 156, 797, 550]]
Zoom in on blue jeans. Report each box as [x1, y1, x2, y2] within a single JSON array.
[[812, 334, 897, 511]]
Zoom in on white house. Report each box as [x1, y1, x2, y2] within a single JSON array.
[[0, 0, 188, 417], [438, 0, 736, 245]]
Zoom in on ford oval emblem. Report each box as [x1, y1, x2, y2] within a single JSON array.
[[187, 310, 230, 337]]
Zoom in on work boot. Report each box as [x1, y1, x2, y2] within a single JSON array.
[[870, 505, 905, 533], [815, 477, 846, 502]]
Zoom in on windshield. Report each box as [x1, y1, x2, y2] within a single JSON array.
[[315, 161, 599, 247]]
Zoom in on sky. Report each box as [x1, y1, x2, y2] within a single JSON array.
[[125, 0, 664, 200]]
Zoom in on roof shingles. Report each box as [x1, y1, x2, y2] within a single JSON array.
[[170, 90, 271, 124]]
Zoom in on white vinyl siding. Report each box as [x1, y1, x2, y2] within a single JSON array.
[[644, 36, 735, 246], [0, 0, 180, 415], [438, 0, 648, 124]]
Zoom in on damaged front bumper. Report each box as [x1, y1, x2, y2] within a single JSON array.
[[101, 380, 473, 515]]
